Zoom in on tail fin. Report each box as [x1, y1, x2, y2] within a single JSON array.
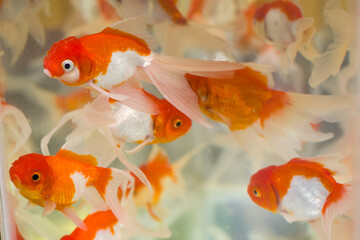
[[308, 2, 354, 87], [321, 184, 352, 240], [97, 168, 171, 238], [95, 168, 134, 222], [310, 215, 354, 240], [2, 104, 31, 156], [234, 92, 354, 161], [144, 54, 245, 127]]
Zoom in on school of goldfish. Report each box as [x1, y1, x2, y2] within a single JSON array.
[[0, 0, 358, 239]]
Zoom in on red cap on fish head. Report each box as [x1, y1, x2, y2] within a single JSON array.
[[153, 99, 192, 143], [43, 37, 92, 86], [10, 153, 54, 192], [247, 165, 279, 212], [253, 0, 303, 21]]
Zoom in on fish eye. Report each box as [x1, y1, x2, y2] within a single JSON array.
[[62, 60, 74, 72], [32, 172, 40, 182], [253, 188, 261, 198], [173, 119, 182, 128]]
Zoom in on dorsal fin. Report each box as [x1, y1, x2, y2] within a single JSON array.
[[101, 27, 150, 49], [56, 149, 98, 166], [107, 15, 158, 50], [295, 154, 351, 183]]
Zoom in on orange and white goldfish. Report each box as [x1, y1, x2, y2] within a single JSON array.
[[253, 0, 317, 72], [186, 66, 353, 160], [248, 155, 351, 239], [43, 15, 247, 127], [10, 149, 134, 230], [41, 90, 191, 191], [60, 146, 189, 240], [109, 90, 192, 152]]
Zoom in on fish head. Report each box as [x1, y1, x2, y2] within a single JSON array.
[[10, 153, 54, 201], [44, 37, 92, 86], [253, 0, 302, 46], [247, 165, 278, 212], [153, 100, 192, 143]]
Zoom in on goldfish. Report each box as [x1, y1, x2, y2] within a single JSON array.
[[109, 89, 192, 152], [41, 90, 191, 191], [248, 155, 351, 239], [253, 0, 317, 72], [186, 65, 353, 160], [10, 149, 134, 230], [308, 2, 355, 91], [43, 15, 248, 127], [60, 145, 201, 240]]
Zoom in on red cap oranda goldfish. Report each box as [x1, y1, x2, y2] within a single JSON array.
[[186, 65, 354, 160], [43, 15, 251, 127], [109, 90, 192, 153], [10, 149, 134, 230], [248, 156, 351, 239], [253, 0, 317, 72]]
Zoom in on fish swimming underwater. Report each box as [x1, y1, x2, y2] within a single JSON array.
[[186, 66, 353, 160], [41, 90, 191, 190], [9, 149, 134, 230], [253, 0, 317, 72], [60, 147, 181, 240], [109, 89, 192, 152], [43, 15, 250, 127], [248, 155, 351, 239]]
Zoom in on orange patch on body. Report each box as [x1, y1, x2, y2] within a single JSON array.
[[271, 159, 338, 200], [44, 155, 98, 209], [134, 150, 176, 205], [259, 90, 288, 127], [186, 67, 286, 130], [95, 168, 113, 199], [61, 210, 118, 240], [79, 29, 151, 79]]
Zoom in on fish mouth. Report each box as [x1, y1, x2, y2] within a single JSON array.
[[43, 69, 52, 78]]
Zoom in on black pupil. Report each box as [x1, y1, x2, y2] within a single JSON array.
[[175, 121, 181, 127], [64, 63, 71, 69], [253, 189, 258, 195], [32, 174, 39, 181]]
